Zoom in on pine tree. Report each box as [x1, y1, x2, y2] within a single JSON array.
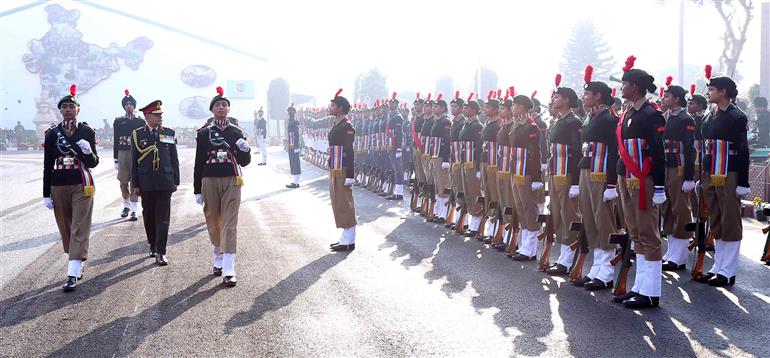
[[354, 68, 388, 104], [559, 20, 615, 90]]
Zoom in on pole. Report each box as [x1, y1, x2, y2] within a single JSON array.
[[761, 2, 769, 99], [677, 0, 685, 84]]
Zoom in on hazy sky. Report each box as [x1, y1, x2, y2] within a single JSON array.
[[2, 0, 766, 105]]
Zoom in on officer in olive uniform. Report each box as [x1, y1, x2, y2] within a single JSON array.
[[43, 84, 99, 292], [447, 92, 466, 229], [113, 89, 145, 221], [327, 89, 357, 252], [193, 87, 252, 287], [386, 93, 405, 200], [459, 95, 484, 236], [429, 94, 453, 223], [286, 105, 302, 188], [131, 100, 180, 266]]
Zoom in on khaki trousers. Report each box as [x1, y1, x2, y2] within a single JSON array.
[[549, 174, 580, 246], [662, 167, 694, 239], [202, 176, 242, 253], [703, 172, 742, 242], [451, 163, 465, 207], [117, 150, 138, 202], [462, 162, 484, 216], [422, 153, 434, 188], [330, 169, 357, 229], [578, 169, 617, 250], [481, 163, 500, 214], [512, 175, 539, 231], [432, 157, 451, 198], [413, 150, 425, 184], [618, 175, 661, 260], [498, 171, 516, 225], [51, 184, 93, 260]]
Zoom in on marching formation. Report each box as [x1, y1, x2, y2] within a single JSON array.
[[295, 56, 755, 310]]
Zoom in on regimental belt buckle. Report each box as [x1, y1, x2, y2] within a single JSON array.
[[62, 156, 75, 166], [216, 151, 228, 160]]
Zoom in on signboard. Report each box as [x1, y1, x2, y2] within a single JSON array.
[[227, 80, 255, 99]]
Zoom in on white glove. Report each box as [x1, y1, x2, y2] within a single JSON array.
[[294, 148, 301, 154], [531, 181, 544, 192], [43, 197, 53, 210], [568, 185, 579, 198], [541, 163, 548, 173], [736, 186, 751, 198], [344, 178, 355, 186], [114, 160, 119, 171], [195, 194, 203, 205], [652, 186, 667, 205], [476, 171, 481, 180], [395, 150, 402, 158], [76, 139, 92, 155], [681, 180, 696, 193], [603, 186, 618, 202], [236, 138, 250, 152], [441, 162, 450, 170]]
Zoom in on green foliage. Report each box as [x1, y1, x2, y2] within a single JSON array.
[[559, 20, 615, 91], [354, 68, 388, 104]]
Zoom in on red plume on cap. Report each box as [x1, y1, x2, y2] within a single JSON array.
[[531, 90, 537, 98], [70, 84, 77, 96], [611, 88, 617, 97], [665, 76, 673, 87], [392, 92, 397, 100], [704, 65, 712, 80], [374, 99, 379, 107], [504, 88, 511, 101], [467, 92, 475, 101], [554, 74, 562, 87], [416, 92, 421, 100], [510, 86, 516, 97], [487, 89, 494, 100], [216, 86, 224, 96], [124, 89, 129, 96], [622, 55, 637, 73], [335, 88, 343, 97], [690, 84, 696, 96], [584, 65, 594, 84], [437, 93, 444, 101], [496, 89, 502, 98], [659, 87, 664, 98], [454, 90, 460, 99], [427, 93, 432, 101]]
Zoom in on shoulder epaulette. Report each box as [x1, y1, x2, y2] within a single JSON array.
[[44, 123, 56, 134], [79, 122, 95, 132], [197, 123, 210, 132]]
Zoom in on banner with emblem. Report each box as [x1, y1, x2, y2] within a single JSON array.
[[227, 80, 255, 99]]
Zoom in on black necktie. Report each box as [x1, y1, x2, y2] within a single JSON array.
[[151, 129, 157, 139]]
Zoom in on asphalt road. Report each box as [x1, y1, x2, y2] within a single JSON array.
[[1, 147, 769, 357]]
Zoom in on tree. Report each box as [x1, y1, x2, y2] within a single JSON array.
[[267, 77, 290, 121], [689, 0, 754, 78], [435, 75, 454, 97], [472, 67, 498, 97], [354, 68, 388, 105], [559, 20, 615, 90]]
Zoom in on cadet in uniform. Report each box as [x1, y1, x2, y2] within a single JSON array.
[[495, 91, 516, 249], [286, 105, 302, 188], [387, 93, 405, 200], [544, 85, 583, 275], [531, 95, 549, 214], [612, 58, 667, 309], [660, 84, 696, 271], [459, 94, 484, 236], [578, 76, 620, 290], [411, 95, 427, 211], [480, 92, 502, 242], [113, 89, 145, 220], [421, 94, 437, 217], [43, 85, 99, 291], [131, 100, 180, 265], [508, 95, 543, 261], [429, 94, 453, 223], [697, 75, 750, 287], [447, 92, 466, 229], [193, 87, 252, 287], [327, 89, 357, 251], [254, 107, 267, 165]]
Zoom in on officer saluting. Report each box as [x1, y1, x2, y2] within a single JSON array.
[[131, 100, 180, 265], [113, 89, 145, 221], [43, 84, 99, 292], [328, 89, 358, 251], [194, 86, 252, 287]]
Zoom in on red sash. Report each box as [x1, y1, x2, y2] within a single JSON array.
[[616, 110, 652, 210]]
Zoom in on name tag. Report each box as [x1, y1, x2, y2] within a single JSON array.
[[159, 134, 175, 144], [62, 156, 75, 166], [216, 150, 228, 160]]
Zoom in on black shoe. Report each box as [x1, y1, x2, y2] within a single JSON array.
[[708, 274, 736, 287], [433, 217, 446, 224], [223, 276, 237, 287], [257, 162, 266, 166], [464, 230, 477, 237], [386, 195, 403, 201], [331, 243, 355, 252], [285, 183, 300, 189], [156, 254, 169, 266], [573, 275, 592, 287], [612, 291, 639, 303], [445, 222, 455, 229], [411, 207, 422, 213], [378, 192, 388, 197], [584, 278, 613, 290], [493, 243, 507, 251], [623, 295, 659, 309], [213, 267, 223, 276], [546, 264, 569, 276], [662, 261, 686, 271], [329, 242, 340, 247], [695, 272, 715, 283], [129, 212, 138, 221], [510, 253, 537, 261], [63, 276, 77, 292], [120, 207, 130, 218], [483, 237, 492, 244], [149, 251, 157, 258], [425, 217, 435, 223]]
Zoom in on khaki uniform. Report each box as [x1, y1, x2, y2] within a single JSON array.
[[202, 177, 242, 253], [52, 185, 94, 260]]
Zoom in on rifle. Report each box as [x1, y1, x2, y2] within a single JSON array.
[[475, 196, 487, 240], [537, 214, 555, 271], [409, 178, 420, 211], [454, 192, 468, 235], [610, 231, 632, 296], [444, 189, 455, 227], [505, 207, 519, 253], [762, 207, 770, 263], [492, 207, 504, 244], [568, 221, 589, 282]]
